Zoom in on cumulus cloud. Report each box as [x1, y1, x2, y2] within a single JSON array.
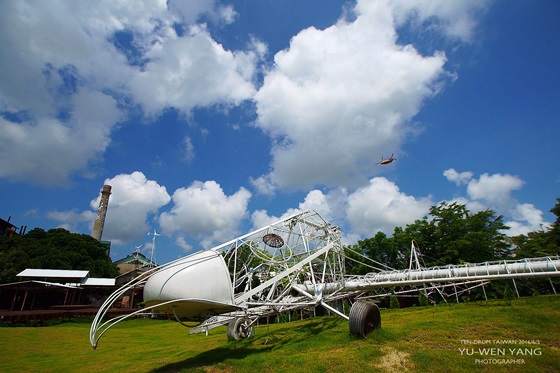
[[0, 89, 121, 184], [443, 170, 550, 237], [159, 180, 251, 249], [506, 203, 551, 237], [47, 209, 96, 232], [168, 0, 237, 25], [250, 175, 276, 196], [175, 236, 194, 253], [0, 0, 260, 184], [251, 178, 432, 240], [390, 0, 489, 42], [443, 168, 473, 186], [251, 187, 349, 231], [129, 25, 259, 116], [444, 170, 526, 213], [90, 172, 171, 244], [253, 0, 450, 191], [347, 177, 433, 236], [466, 173, 524, 212]]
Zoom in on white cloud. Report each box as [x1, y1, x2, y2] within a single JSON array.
[[47, 209, 96, 232], [466, 173, 524, 212], [443, 168, 473, 186], [390, 0, 489, 42], [506, 203, 550, 237], [347, 177, 433, 236], [0, 1, 259, 184], [443, 170, 551, 237], [168, 0, 237, 25], [250, 207, 310, 232], [253, 0, 449, 190], [443, 170, 526, 214], [175, 236, 194, 253], [129, 25, 259, 116], [249, 175, 276, 196], [159, 180, 251, 249], [251, 178, 432, 239], [90, 172, 171, 244], [250, 187, 349, 231], [0, 89, 121, 184], [183, 135, 195, 163]]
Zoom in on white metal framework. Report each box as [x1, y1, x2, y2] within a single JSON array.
[[90, 210, 560, 348]]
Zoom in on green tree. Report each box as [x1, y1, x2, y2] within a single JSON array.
[[418, 292, 429, 307], [390, 295, 400, 309], [402, 202, 510, 266], [0, 228, 119, 283], [355, 231, 406, 270], [551, 198, 560, 247], [344, 202, 512, 275], [343, 245, 370, 275], [512, 198, 560, 258]]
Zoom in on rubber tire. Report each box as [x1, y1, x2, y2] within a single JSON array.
[[227, 317, 253, 341], [349, 300, 381, 338]]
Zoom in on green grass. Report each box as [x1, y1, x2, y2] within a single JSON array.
[[1, 296, 559, 372]]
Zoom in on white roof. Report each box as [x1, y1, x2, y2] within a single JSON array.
[[82, 278, 115, 287], [0, 280, 78, 289], [17, 268, 89, 279]]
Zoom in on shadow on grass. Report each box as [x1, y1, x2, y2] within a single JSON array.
[[150, 345, 274, 372], [150, 317, 344, 372], [257, 317, 343, 345]]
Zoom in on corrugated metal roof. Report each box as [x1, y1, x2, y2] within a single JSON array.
[[17, 268, 89, 279], [82, 278, 115, 287]]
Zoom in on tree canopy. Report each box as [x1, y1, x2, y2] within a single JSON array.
[[512, 198, 560, 258], [0, 228, 120, 284], [348, 202, 512, 273]]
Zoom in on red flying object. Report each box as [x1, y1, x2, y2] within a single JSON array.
[[375, 153, 396, 165]]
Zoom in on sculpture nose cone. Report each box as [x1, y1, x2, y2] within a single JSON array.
[[143, 250, 237, 318]]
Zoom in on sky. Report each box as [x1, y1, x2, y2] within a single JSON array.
[[1, 0, 559, 265]]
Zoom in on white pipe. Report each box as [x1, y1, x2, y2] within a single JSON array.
[[294, 257, 560, 294]]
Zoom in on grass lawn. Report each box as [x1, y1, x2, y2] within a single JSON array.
[[0, 296, 558, 372]]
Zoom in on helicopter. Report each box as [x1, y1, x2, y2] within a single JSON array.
[[375, 153, 396, 165]]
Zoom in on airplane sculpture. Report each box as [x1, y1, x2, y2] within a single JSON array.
[[90, 210, 560, 349], [376, 153, 396, 165]]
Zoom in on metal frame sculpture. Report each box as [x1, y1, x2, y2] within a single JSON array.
[[90, 210, 560, 348]]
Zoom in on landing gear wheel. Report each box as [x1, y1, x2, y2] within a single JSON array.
[[349, 300, 381, 338], [227, 317, 254, 341]]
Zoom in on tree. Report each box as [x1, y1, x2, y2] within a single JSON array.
[[0, 228, 120, 284], [550, 198, 560, 247], [343, 245, 370, 275], [390, 295, 400, 309], [354, 231, 407, 270], [344, 202, 512, 276], [401, 202, 510, 266], [512, 198, 560, 258]]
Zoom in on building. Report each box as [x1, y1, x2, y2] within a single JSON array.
[[114, 251, 155, 275], [0, 269, 115, 311], [0, 216, 26, 237], [0, 251, 156, 323]]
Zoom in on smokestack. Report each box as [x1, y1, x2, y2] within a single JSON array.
[[92, 184, 112, 241]]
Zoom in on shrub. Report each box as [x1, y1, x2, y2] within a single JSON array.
[[390, 295, 400, 309]]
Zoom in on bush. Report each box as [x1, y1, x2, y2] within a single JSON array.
[[503, 284, 515, 306], [390, 295, 400, 309], [418, 292, 429, 307]]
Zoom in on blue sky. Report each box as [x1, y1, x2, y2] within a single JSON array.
[[1, 0, 558, 265]]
